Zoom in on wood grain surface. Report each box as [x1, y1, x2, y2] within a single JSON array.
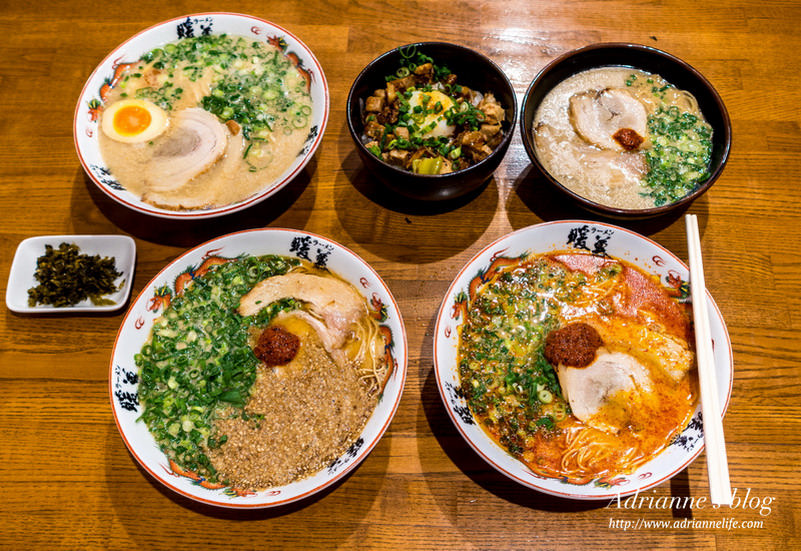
[[1, 1, 799, 549]]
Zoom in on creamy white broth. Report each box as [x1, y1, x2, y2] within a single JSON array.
[[533, 67, 710, 210], [98, 35, 312, 210]]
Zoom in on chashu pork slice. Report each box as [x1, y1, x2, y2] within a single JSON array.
[[557, 349, 653, 434], [270, 310, 349, 369], [238, 272, 366, 350], [590, 317, 693, 383], [569, 88, 648, 151], [146, 108, 228, 194]]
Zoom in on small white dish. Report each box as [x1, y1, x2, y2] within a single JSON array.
[[6, 235, 136, 314]]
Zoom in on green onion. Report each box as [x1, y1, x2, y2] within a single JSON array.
[[644, 106, 713, 205], [137, 255, 299, 483]]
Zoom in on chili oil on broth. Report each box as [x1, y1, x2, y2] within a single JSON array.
[[533, 67, 712, 209], [456, 251, 697, 482], [135, 256, 388, 491], [98, 34, 313, 210]]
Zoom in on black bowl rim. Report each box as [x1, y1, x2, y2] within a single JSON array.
[[347, 41, 519, 182], [519, 42, 732, 218]]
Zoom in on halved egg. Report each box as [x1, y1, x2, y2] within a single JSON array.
[[101, 99, 168, 143], [407, 90, 456, 138]]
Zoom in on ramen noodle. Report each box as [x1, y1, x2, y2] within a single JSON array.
[[98, 34, 313, 210], [457, 251, 697, 481]]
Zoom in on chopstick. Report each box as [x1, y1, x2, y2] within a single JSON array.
[[685, 214, 732, 506]]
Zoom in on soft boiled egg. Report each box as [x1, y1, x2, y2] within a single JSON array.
[[101, 99, 168, 143], [407, 90, 456, 138]]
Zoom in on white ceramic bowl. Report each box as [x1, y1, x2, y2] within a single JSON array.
[[75, 13, 329, 219], [434, 220, 733, 500], [110, 228, 407, 508], [6, 235, 135, 314]]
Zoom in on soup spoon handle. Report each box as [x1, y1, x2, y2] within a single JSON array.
[[685, 214, 732, 506]]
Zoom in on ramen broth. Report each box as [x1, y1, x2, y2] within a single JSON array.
[[533, 67, 712, 209], [457, 252, 697, 481], [98, 35, 312, 210]]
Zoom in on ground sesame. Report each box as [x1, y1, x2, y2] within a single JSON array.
[[208, 326, 377, 490]]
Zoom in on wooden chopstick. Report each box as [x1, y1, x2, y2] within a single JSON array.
[[685, 214, 732, 506]]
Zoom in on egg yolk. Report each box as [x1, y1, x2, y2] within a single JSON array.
[[101, 98, 168, 143], [113, 105, 153, 136], [408, 90, 456, 138]]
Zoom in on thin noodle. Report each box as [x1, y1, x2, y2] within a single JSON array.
[[569, 277, 620, 307], [356, 316, 385, 393], [285, 263, 387, 393]]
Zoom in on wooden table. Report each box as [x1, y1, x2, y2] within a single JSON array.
[[1, 1, 799, 549]]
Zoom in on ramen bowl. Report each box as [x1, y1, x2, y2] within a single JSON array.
[[110, 228, 407, 508], [75, 13, 328, 220], [346, 42, 517, 201], [434, 220, 733, 500], [520, 43, 731, 219]]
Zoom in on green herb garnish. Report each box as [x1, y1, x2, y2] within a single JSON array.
[[27, 243, 122, 307], [644, 106, 713, 205], [136, 255, 299, 483]]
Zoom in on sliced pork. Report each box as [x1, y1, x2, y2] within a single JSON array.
[[556, 349, 653, 434], [147, 108, 228, 193], [238, 272, 366, 349], [569, 88, 648, 151]]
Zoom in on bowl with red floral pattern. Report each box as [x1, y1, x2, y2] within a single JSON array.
[[434, 220, 733, 500], [75, 13, 328, 219], [110, 228, 406, 508]]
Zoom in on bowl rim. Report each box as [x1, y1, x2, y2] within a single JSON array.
[[346, 40, 519, 181], [74, 12, 329, 220], [109, 227, 408, 508], [519, 42, 732, 218], [433, 219, 734, 499]]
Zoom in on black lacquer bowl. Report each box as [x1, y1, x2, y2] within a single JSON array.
[[347, 42, 518, 201], [520, 43, 731, 219]]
